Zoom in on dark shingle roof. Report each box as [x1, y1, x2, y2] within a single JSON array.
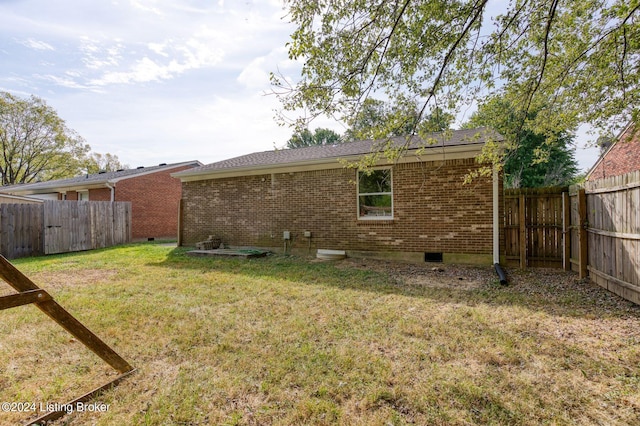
[[0, 161, 201, 193], [176, 127, 501, 177], [587, 122, 640, 180]]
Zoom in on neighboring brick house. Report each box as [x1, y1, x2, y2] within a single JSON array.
[[588, 122, 640, 180], [0, 194, 43, 204], [173, 128, 504, 264], [0, 161, 201, 240]]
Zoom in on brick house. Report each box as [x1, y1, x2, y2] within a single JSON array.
[[173, 128, 504, 264], [588, 122, 640, 180], [0, 194, 43, 204], [0, 161, 201, 240]]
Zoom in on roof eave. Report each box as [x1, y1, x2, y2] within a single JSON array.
[[174, 143, 485, 182], [1, 161, 203, 195], [2, 181, 111, 195]]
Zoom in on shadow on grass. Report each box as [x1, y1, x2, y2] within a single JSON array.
[[152, 247, 640, 320]]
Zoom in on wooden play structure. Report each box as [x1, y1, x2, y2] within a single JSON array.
[[0, 255, 134, 425]]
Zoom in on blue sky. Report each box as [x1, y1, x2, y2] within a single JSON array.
[[0, 0, 600, 171]]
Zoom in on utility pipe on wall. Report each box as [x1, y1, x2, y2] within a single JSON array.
[[492, 166, 508, 285], [105, 182, 115, 202], [492, 167, 499, 265]]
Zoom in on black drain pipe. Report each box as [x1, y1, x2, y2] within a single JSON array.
[[494, 263, 508, 285]]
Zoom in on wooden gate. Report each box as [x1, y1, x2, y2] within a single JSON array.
[[0, 201, 132, 258], [43, 201, 131, 255], [43, 200, 92, 254], [504, 188, 568, 268]]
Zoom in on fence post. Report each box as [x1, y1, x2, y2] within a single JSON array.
[[177, 198, 183, 247], [519, 193, 526, 268], [562, 192, 571, 271], [578, 188, 588, 279]]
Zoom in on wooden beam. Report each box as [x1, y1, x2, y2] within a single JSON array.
[[562, 192, 571, 271], [0, 255, 40, 292], [0, 255, 133, 374], [25, 369, 136, 426], [587, 228, 640, 240], [519, 193, 526, 268], [35, 299, 133, 373], [577, 188, 589, 279], [0, 289, 51, 310]]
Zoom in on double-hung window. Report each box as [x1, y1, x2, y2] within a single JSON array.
[[357, 168, 393, 219]]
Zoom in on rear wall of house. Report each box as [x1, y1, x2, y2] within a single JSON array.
[[117, 165, 195, 240], [180, 159, 502, 262]]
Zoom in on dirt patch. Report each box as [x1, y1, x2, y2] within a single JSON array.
[[335, 258, 497, 290], [29, 269, 120, 291], [335, 258, 640, 315]]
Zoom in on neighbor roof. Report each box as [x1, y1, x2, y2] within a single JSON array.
[[587, 122, 640, 180], [174, 127, 502, 181], [0, 161, 202, 194]]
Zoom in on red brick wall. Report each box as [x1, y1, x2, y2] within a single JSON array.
[[89, 188, 111, 201], [180, 159, 500, 256], [116, 165, 195, 240], [589, 127, 640, 180]]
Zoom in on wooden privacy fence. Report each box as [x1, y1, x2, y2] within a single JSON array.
[[504, 187, 569, 268], [0, 201, 131, 259], [506, 171, 640, 305], [575, 171, 640, 304]]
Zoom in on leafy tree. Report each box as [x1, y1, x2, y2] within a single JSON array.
[[0, 92, 90, 185], [344, 98, 454, 141], [465, 97, 578, 188], [83, 152, 129, 174], [345, 98, 417, 140], [421, 106, 454, 134], [274, 0, 639, 167], [596, 135, 616, 154], [287, 127, 342, 148], [0, 92, 126, 185]]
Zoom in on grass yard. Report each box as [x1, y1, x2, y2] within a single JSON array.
[[0, 243, 639, 425]]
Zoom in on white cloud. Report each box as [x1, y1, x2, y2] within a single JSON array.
[[90, 57, 169, 85], [41, 74, 92, 90], [20, 38, 55, 51], [237, 46, 300, 90], [148, 42, 168, 57], [237, 56, 268, 89], [80, 38, 123, 70], [130, 0, 164, 16], [179, 37, 225, 69]]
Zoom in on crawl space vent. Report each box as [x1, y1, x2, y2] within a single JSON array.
[[424, 252, 443, 263]]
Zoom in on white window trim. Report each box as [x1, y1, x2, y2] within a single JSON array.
[[78, 190, 89, 201], [357, 167, 393, 220]]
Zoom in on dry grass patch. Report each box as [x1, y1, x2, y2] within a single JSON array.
[[0, 244, 638, 425]]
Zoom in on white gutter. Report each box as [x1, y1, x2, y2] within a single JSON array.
[[492, 166, 500, 264], [105, 182, 115, 202]]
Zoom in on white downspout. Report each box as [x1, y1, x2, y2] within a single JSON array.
[[492, 166, 500, 265], [105, 182, 115, 202]]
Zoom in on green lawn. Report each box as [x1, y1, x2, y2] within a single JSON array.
[[1, 243, 639, 425]]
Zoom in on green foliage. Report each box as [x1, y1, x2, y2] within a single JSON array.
[[0, 92, 125, 185], [344, 98, 453, 141], [82, 152, 129, 174], [286, 127, 342, 148], [0, 91, 90, 185], [466, 97, 579, 188], [275, 0, 640, 167]]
